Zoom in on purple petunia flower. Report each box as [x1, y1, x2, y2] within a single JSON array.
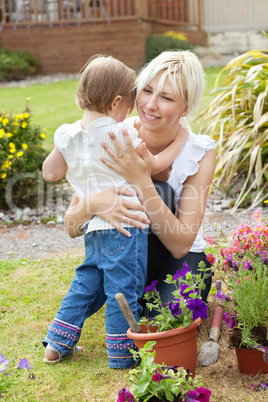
[[186, 299, 208, 320], [18, 359, 33, 370], [169, 300, 182, 319], [144, 280, 158, 294], [184, 390, 199, 402], [222, 312, 238, 329], [180, 284, 199, 299], [152, 369, 171, 383], [0, 354, 9, 373], [215, 289, 229, 302], [260, 383, 268, 389], [117, 388, 134, 402], [173, 262, 191, 280], [195, 387, 211, 402]]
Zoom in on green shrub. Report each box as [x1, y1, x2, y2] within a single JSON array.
[[197, 49, 268, 210], [0, 48, 39, 82], [0, 99, 48, 209], [145, 31, 194, 63]]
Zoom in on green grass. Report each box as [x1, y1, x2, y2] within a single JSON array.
[[1, 66, 224, 151], [0, 256, 127, 401]]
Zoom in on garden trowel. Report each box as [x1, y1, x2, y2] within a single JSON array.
[[115, 293, 142, 333], [198, 306, 223, 366]]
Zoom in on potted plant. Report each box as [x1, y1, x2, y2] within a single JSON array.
[[117, 341, 211, 402], [213, 208, 268, 374], [127, 262, 211, 375]]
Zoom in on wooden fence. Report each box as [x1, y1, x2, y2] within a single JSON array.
[[0, 0, 205, 74], [0, 0, 202, 28]]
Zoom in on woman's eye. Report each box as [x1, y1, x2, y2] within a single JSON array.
[[163, 96, 172, 101], [143, 88, 151, 94]]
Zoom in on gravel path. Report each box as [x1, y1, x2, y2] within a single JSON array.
[[0, 208, 258, 261]]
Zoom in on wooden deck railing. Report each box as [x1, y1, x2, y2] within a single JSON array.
[[1, 0, 202, 28], [0, 0, 137, 26]]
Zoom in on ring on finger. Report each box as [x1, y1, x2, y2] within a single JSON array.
[[118, 152, 125, 157], [122, 217, 126, 223]]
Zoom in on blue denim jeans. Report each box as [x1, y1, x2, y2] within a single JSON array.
[[43, 227, 148, 368]]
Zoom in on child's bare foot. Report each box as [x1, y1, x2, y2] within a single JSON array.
[[44, 345, 83, 364]]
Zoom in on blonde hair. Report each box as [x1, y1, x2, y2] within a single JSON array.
[[137, 51, 205, 116], [76, 55, 136, 114]]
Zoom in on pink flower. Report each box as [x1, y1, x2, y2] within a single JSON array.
[[254, 209, 261, 221], [206, 235, 214, 245], [206, 253, 216, 265]]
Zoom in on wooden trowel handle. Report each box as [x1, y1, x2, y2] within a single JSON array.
[[209, 306, 224, 343], [115, 293, 142, 333]]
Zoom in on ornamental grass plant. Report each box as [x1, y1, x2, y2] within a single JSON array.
[[197, 48, 268, 210]]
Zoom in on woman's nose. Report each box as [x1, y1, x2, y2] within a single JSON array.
[[147, 95, 158, 110]]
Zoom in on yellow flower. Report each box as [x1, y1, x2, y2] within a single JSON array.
[[24, 113, 29, 119], [264, 200, 268, 204], [0, 129, 4, 138], [1, 173, 7, 179], [26, 97, 31, 101], [17, 151, 23, 157], [21, 122, 27, 129], [6, 132, 13, 137], [22, 143, 28, 150], [19, 114, 24, 120], [13, 130, 17, 134], [8, 154, 13, 159], [9, 148, 16, 154], [40, 133, 46, 139], [0, 116, 2, 122], [2, 118, 9, 126], [9, 142, 15, 148], [13, 122, 19, 126]]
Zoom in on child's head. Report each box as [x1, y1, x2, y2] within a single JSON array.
[[136, 50, 205, 116], [76, 55, 136, 115]]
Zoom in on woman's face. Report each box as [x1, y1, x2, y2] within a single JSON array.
[[136, 72, 187, 136]]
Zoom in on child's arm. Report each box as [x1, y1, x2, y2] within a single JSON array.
[[42, 146, 68, 182], [136, 123, 189, 176]]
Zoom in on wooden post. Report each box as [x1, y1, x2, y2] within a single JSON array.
[[135, 0, 148, 20]]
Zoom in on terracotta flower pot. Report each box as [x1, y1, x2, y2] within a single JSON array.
[[235, 347, 268, 374], [127, 318, 201, 375]]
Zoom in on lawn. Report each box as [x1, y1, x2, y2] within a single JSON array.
[[3, 66, 265, 402], [0, 66, 224, 151], [1, 254, 267, 402]]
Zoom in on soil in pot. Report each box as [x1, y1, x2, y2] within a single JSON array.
[[230, 325, 268, 348]]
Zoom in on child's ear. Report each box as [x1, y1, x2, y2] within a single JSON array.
[[110, 95, 122, 112]]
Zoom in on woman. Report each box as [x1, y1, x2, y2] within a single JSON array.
[[65, 50, 216, 300], [45, 50, 216, 366]]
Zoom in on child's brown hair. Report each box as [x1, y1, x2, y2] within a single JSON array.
[[75, 55, 136, 114]]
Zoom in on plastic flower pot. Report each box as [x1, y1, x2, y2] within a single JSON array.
[[235, 347, 268, 374], [127, 317, 201, 375]]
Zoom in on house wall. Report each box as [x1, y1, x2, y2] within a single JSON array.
[[0, 20, 147, 73], [203, 0, 268, 33]]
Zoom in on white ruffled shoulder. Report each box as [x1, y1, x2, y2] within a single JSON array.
[[168, 131, 215, 198], [54, 120, 82, 152]]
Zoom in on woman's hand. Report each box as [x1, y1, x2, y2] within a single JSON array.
[[65, 187, 150, 238], [93, 187, 150, 237], [100, 129, 152, 193]]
